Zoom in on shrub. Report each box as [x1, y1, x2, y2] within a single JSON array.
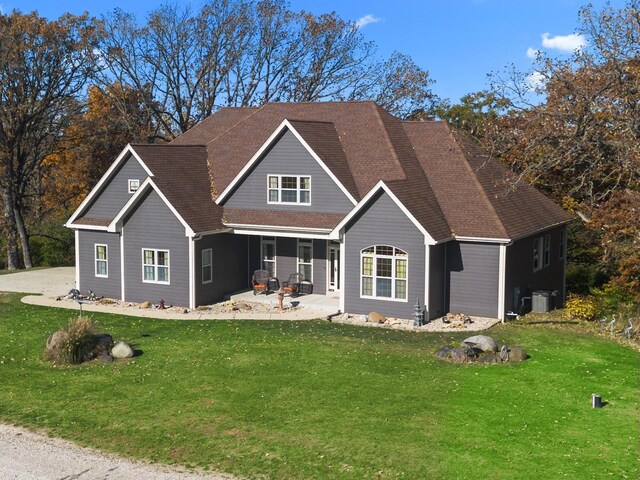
[[565, 294, 596, 321], [591, 282, 635, 318], [44, 316, 98, 365]]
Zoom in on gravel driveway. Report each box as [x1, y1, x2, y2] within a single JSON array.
[[0, 423, 237, 480]]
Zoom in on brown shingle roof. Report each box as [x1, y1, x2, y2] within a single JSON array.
[[130, 144, 225, 233], [74, 216, 111, 227], [223, 209, 344, 230]]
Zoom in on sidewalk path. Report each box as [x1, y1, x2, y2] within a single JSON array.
[[0, 423, 236, 480]]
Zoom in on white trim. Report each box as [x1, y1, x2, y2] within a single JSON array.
[[339, 235, 346, 313], [94, 243, 108, 278], [230, 227, 331, 240], [327, 241, 341, 293], [533, 236, 544, 272], [67, 224, 110, 231], [498, 243, 507, 322], [330, 181, 437, 245], [201, 247, 213, 284], [455, 236, 511, 244], [108, 177, 195, 237], [424, 243, 430, 317], [120, 229, 125, 301], [297, 239, 313, 282], [260, 236, 277, 278], [267, 174, 311, 205], [66, 144, 153, 226], [189, 239, 195, 309], [216, 119, 357, 206], [128, 178, 140, 193], [75, 230, 80, 290], [141, 248, 170, 285]]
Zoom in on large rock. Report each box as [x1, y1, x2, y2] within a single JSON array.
[[463, 335, 498, 353], [508, 346, 528, 362], [451, 347, 477, 363], [477, 353, 502, 364], [45, 330, 69, 357], [139, 301, 151, 309], [367, 312, 386, 324], [111, 341, 134, 359], [435, 345, 455, 359], [81, 333, 114, 362]]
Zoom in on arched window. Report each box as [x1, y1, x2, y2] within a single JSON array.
[[361, 245, 408, 301]]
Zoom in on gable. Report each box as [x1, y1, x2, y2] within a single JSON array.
[[73, 151, 149, 224], [221, 128, 354, 214]]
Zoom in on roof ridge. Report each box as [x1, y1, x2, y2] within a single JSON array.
[[287, 118, 335, 125], [203, 105, 267, 146], [372, 103, 403, 175], [446, 125, 509, 238]]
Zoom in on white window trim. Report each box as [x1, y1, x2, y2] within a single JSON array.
[[128, 179, 140, 193], [360, 245, 408, 302], [543, 234, 551, 267], [533, 236, 544, 272], [267, 175, 311, 205], [142, 248, 170, 285], [297, 239, 313, 282], [202, 248, 213, 285], [260, 237, 277, 277], [95, 244, 108, 278]]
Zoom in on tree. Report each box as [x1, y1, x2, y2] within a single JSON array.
[[0, 11, 101, 269]]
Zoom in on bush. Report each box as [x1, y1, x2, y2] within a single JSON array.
[[44, 316, 98, 365], [591, 282, 635, 318], [565, 294, 597, 321]]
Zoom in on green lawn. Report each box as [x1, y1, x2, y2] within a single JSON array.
[[0, 292, 637, 479]]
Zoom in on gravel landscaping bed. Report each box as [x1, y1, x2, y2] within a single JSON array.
[[330, 312, 501, 332]]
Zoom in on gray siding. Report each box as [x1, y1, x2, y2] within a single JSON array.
[[195, 233, 248, 305], [446, 242, 499, 318], [223, 129, 353, 214], [77, 230, 121, 300], [428, 242, 446, 320], [344, 191, 426, 318], [505, 226, 566, 314], [83, 153, 148, 220], [122, 189, 190, 306]]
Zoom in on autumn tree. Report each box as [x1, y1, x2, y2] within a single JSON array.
[[0, 11, 101, 269]]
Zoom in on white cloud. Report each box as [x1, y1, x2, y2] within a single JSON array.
[[355, 14, 381, 29], [526, 47, 540, 59], [541, 32, 587, 52], [0, 4, 4, 14], [526, 71, 546, 91]]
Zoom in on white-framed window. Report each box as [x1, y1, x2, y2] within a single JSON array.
[[142, 249, 170, 284], [267, 175, 311, 205], [543, 234, 551, 267], [128, 179, 140, 193], [261, 237, 276, 277], [559, 229, 566, 260], [361, 245, 408, 301], [297, 239, 313, 281], [95, 244, 108, 278], [202, 248, 212, 284]]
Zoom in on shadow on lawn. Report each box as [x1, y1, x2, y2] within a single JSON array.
[[525, 320, 580, 326]]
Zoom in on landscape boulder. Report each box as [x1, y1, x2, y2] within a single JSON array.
[[81, 333, 114, 362], [450, 347, 477, 363], [508, 346, 528, 362], [111, 341, 134, 359], [463, 335, 498, 353], [435, 345, 455, 359], [45, 330, 69, 358], [477, 353, 502, 364], [367, 312, 386, 324], [139, 301, 151, 309]]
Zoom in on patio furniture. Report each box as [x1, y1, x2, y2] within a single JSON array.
[[298, 280, 313, 295], [252, 270, 273, 295], [282, 273, 304, 297]]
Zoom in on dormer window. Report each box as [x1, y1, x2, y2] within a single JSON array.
[[128, 179, 140, 193], [267, 175, 311, 205]]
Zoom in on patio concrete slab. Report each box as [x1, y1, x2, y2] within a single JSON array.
[[0, 267, 338, 320]]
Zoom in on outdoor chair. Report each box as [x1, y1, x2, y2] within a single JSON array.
[[282, 273, 304, 297], [252, 269, 273, 295]]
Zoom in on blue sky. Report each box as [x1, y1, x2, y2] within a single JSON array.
[[3, 0, 627, 102]]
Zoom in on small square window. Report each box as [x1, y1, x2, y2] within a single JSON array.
[[128, 179, 140, 193]]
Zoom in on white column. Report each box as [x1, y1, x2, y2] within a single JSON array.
[[498, 243, 507, 322], [339, 233, 346, 313], [189, 236, 196, 309], [74, 229, 80, 290], [120, 227, 125, 301]]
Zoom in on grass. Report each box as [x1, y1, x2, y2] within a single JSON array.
[[0, 291, 637, 479]]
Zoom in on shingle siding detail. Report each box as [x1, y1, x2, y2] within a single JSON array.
[[78, 230, 121, 300], [222, 129, 353, 214], [122, 189, 190, 306], [344, 191, 425, 318], [83, 154, 148, 220], [195, 233, 248, 305], [446, 241, 499, 318], [505, 225, 566, 313]]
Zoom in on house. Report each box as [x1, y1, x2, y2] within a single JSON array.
[[65, 101, 572, 320]]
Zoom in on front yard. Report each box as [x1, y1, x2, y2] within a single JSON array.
[[0, 292, 637, 479]]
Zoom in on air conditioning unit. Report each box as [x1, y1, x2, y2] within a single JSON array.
[[532, 290, 552, 313]]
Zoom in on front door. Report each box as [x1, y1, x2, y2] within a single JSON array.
[[328, 243, 340, 292]]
